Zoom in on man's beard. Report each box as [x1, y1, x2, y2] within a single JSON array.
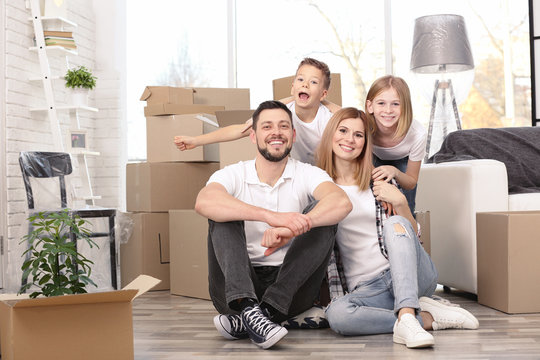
[[257, 144, 292, 162]]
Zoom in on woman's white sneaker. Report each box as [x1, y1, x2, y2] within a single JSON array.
[[393, 313, 435, 348], [419, 296, 479, 330]]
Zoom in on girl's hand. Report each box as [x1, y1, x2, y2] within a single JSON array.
[[372, 165, 399, 182], [372, 180, 406, 208], [174, 135, 198, 151]]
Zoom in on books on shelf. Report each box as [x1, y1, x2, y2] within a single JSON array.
[[44, 36, 76, 49], [33, 32, 77, 50], [43, 30, 73, 38]]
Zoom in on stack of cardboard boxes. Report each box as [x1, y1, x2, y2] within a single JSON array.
[[123, 86, 253, 299], [123, 74, 344, 300]]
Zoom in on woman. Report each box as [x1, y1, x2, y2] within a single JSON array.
[[317, 107, 478, 348]]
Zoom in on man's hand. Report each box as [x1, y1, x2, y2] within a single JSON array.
[[265, 212, 312, 237], [372, 165, 399, 182], [174, 135, 198, 151], [262, 227, 295, 256]]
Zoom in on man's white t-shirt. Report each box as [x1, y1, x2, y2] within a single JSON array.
[[207, 158, 333, 266], [372, 120, 427, 161], [287, 102, 333, 165], [336, 184, 389, 291]]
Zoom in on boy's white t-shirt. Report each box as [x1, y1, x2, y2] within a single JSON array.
[[336, 184, 389, 291], [372, 120, 427, 161], [287, 102, 333, 165]]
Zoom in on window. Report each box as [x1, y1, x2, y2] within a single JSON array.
[[236, 0, 386, 108], [126, 0, 531, 160], [126, 0, 228, 160]]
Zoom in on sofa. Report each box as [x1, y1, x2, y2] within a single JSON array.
[[416, 127, 540, 294]]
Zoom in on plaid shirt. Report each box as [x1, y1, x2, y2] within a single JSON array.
[[327, 181, 421, 300]]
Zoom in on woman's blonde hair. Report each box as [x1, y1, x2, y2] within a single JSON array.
[[365, 75, 413, 139], [316, 107, 373, 191]]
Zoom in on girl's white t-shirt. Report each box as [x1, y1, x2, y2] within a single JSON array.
[[336, 184, 389, 291], [372, 120, 427, 161]]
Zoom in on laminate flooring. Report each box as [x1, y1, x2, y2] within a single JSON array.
[[132, 288, 540, 359]]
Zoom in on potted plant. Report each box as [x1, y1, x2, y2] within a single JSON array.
[[64, 65, 97, 107], [19, 209, 98, 298]]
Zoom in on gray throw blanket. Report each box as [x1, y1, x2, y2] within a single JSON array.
[[427, 127, 540, 194]]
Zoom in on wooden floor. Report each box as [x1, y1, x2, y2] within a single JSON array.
[[132, 287, 540, 359]]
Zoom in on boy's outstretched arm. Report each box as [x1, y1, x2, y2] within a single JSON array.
[[174, 119, 252, 151], [321, 99, 341, 113]]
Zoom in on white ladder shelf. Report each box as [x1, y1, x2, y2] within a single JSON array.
[[27, 0, 101, 205]]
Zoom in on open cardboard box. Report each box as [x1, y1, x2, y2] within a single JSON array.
[[0, 275, 160, 360], [141, 86, 250, 115], [140, 86, 194, 105]]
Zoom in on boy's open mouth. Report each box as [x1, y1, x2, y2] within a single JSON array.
[[298, 92, 310, 101]]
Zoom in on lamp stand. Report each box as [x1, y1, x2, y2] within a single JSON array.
[[424, 79, 462, 162]]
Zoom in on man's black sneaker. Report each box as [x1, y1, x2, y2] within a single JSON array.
[[241, 304, 288, 349], [213, 314, 249, 340]]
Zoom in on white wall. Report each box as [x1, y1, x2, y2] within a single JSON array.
[[0, 0, 6, 289], [3, 0, 124, 291]]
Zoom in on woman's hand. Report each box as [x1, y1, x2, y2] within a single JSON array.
[[372, 180, 407, 209], [372, 165, 399, 182]]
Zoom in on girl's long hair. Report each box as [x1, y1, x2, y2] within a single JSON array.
[[316, 107, 373, 191]]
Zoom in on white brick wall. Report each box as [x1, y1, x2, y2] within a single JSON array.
[[3, 0, 123, 291]]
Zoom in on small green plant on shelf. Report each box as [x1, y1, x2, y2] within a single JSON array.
[[64, 66, 97, 90], [19, 209, 98, 298]]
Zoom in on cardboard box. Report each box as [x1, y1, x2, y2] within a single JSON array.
[[126, 162, 219, 212], [144, 104, 225, 117], [141, 86, 250, 111], [0, 275, 160, 360], [192, 87, 250, 110], [121, 213, 170, 290], [215, 110, 257, 168], [140, 86, 194, 105], [415, 211, 431, 256], [273, 73, 342, 106], [146, 113, 219, 163], [477, 211, 540, 313], [169, 210, 210, 300]]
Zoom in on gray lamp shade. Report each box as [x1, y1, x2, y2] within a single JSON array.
[[410, 14, 474, 74]]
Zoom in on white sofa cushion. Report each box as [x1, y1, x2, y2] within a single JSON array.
[[508, 193, 540, 211]]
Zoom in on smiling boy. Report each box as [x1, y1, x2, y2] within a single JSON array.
[[174, 58, 339, 165]]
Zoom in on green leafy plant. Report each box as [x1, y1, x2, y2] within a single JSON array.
[[19, 209, 98, 298], [64, 66, 97, 90]]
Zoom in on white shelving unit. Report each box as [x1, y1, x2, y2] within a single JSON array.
[[27, 0, 101, 205]]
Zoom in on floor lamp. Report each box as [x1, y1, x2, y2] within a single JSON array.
[[410, 14, 474, 162]]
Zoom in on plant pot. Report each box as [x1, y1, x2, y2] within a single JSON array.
[[70, 88, 89, 107]]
